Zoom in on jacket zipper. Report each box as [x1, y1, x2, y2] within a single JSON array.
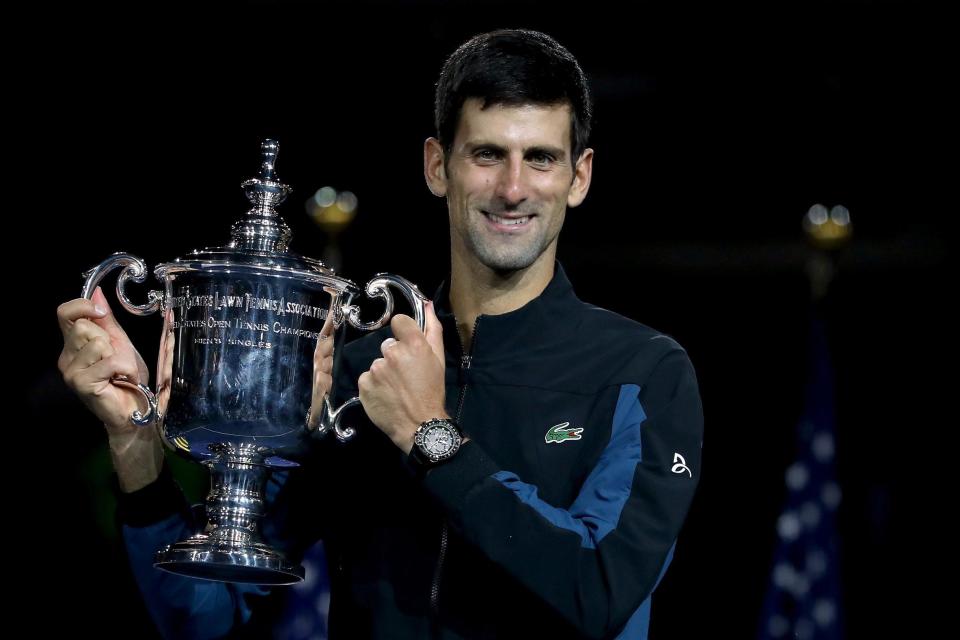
[[430, 315, 479, 617]]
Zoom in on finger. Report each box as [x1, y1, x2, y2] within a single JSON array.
[[368, 357, 386, 376], [57, 296, 107, 335], [82, 352, 143, 387], [313, 370, 333, 396], [65, 336, 116, 378], [314, 331, 334, 360], [318, 308, 336, 341], [380, 337, 397, 355], [357, 371, 371, 396], [390, 313, 420, 341], [90, 287, 129, 340], [65, 318, 110, 353], [310, 371, 333, 430], [423, 301, 445, 364]]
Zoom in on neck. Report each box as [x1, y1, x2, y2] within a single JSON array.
[[448, 251, 555, 352]]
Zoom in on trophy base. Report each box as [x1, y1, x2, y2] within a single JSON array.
[[154, 534, 305, 585]]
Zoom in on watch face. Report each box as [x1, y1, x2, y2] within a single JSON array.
[[423, 425, 454, 456], [415, 420, 461, 464]]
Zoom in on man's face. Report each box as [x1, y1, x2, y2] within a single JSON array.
[[428, 98, 592, 274]]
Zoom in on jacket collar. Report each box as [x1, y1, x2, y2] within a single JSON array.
[[432, 261, 581, 361]]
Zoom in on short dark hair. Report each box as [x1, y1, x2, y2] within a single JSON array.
[[434, 29, 593, 162]]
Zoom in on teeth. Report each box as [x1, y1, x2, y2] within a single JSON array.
[[488, 213, 530, 226]]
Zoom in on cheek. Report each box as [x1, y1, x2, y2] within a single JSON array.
[[535, 173, 571, 198], [543, 188, 571, 212], [463, 174, 494, 195], [451, 177, 492, 209]]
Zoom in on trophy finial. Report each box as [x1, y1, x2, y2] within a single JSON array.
[[259, 139, 279, 182], [231, 139, 293, 253]]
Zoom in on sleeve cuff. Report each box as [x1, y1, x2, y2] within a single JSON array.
[[112, 463, 190, 527], [420, 440, 501, 520]]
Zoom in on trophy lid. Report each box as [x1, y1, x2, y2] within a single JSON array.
[[155, 140, 356, 291]]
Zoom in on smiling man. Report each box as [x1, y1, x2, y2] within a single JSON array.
[[424, 97, 592, 343], [57, 29, 703, 639]]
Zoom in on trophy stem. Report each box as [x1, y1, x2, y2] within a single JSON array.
[[153, 445, 304, 585], [205, 450, 268, 548]]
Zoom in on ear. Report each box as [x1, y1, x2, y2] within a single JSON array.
[[566, 148, 594, 208], [424, 137, 448, 197]]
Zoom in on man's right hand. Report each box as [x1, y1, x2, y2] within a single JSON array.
[[307, 311, 335, 432], [57, 287, 163, 492], [57, 287, 150, 434]]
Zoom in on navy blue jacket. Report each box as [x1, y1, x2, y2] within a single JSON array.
[[119, 263, 704, 639]]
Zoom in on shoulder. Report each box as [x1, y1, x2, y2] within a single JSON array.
[[571, 300, 694, 387]]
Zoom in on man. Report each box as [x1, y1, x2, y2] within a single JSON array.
[[57, 29, 703, 639]]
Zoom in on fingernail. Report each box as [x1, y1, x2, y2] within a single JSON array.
[[94, 305, 107, 316]]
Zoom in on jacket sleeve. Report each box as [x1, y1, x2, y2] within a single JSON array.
[[422, 347, 704, 639], [117, 461, 322, 639], [116, 337, 375, 638]]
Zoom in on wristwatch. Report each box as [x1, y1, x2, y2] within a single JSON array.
[[409, 417, 463, 472]]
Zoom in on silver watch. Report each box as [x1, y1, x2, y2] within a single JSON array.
[[411, 418, 462, 467]]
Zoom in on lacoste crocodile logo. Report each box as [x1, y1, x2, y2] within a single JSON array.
[[545, 422, 583, 444]]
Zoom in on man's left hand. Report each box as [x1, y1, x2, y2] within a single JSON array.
[[358, 301, 448, 454]]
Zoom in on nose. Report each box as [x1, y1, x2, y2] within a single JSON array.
[[493, 157, 529, 209]]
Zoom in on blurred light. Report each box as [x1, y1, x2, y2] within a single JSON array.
[[306, 186, 359, 234], [812, 599, 837, 626], [803, 203, 852, 249], [821, 483, 842, 509], [812, 432, 834, 462], [786, 463, 809, 490], [806, 204, 829, 225], [829, 204, 851, 226], [777, 512, 801, 541], [314, 186, 337, 208], [773, 563, 797, 589], [337, 191, 358, 214]]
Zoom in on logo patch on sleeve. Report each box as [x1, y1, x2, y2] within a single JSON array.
[[671, 452, 692, 477]]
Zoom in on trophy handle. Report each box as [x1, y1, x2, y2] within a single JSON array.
[[342, 274, 428, 332], [109, 377, 160, 427], [82, 252, 164, 316], [82, 252, 163, 426], [311, 395, 361, 443], [322, 274, 429, 442]]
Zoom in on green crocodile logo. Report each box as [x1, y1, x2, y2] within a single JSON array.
[[545, 422, 583, 444]]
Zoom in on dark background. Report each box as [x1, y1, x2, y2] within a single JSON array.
[[23, 0, 947, 637]]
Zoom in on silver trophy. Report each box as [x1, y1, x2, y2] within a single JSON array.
[[82, 140, 426, 585]]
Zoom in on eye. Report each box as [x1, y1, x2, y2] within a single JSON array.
[[474, 148, 500, 162], [528, 151, 556, 167]]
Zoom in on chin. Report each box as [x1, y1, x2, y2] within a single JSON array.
[[479, 250, 543, 273]]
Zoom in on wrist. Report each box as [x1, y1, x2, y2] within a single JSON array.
[[398, 409, 450, 454], [407, 417, 463, 477], [107, 427, 164, 493]]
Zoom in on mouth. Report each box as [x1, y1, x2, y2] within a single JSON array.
[[482, 210, 535, 230]]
